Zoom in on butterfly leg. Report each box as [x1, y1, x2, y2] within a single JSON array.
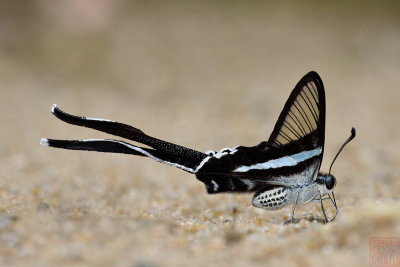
[[320, 193, 339, 222], [319, 193, 329, 223], [328, 193, 339, 221], [291, 191, 300, 223]]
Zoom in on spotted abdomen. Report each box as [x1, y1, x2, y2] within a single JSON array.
[[252, 187, 290, 210]]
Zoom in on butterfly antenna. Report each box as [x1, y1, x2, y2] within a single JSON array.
[[329, 127, 356, 175]]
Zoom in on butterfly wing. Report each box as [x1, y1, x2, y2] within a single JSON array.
[[196, 71, 326, 193], [268, 71, 325, 155]]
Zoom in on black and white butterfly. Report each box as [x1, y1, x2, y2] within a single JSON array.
[[41, 71, 355, 223]]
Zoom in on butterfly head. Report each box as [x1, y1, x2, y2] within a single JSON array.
[[316, 173, 336, 194]]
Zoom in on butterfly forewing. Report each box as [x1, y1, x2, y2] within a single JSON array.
[[268, 72, 325, 155]]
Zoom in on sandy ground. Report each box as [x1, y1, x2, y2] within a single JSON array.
[[1, 1, 400, 266]]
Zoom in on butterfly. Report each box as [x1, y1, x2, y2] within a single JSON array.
[[41, 71, 355, 223]]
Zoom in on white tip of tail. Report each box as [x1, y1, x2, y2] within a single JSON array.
[[40, 138, 49, 146], [51, 104, 58, 114]]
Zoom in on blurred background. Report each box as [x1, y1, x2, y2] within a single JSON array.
[[0, 1, 399, 266]]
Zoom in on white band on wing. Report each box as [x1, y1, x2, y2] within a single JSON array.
[[233, 147, 322, 172]]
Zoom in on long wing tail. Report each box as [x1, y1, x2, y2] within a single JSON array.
[[41, 105, 209, 173]]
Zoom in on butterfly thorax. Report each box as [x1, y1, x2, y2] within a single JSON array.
[[293, 172, 336, 204]]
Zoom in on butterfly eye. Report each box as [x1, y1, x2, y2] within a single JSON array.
[[325, 175, 336, 190]]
